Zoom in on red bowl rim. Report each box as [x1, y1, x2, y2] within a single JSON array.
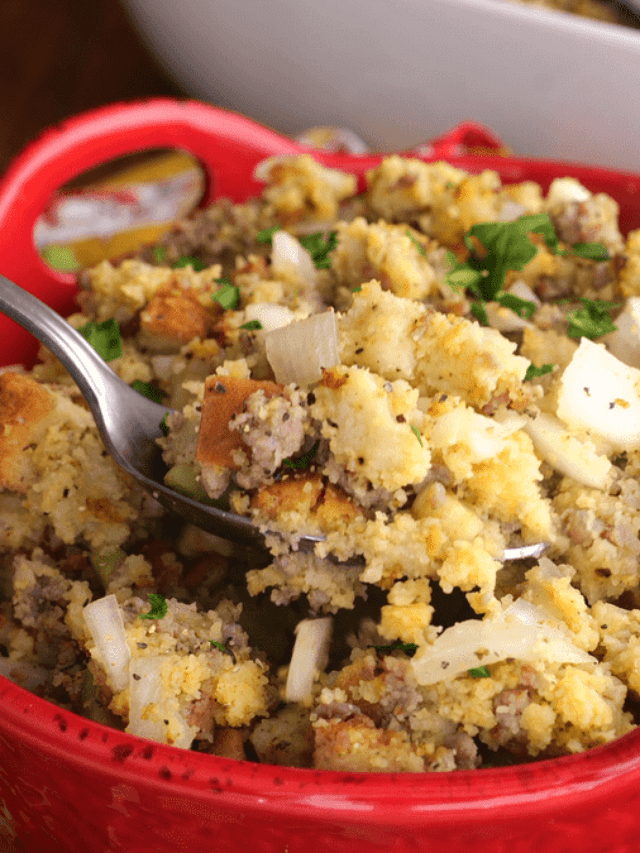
[[3, 671, 640, 825]]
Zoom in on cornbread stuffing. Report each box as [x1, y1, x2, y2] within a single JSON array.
[[4, 151, 640, 773]]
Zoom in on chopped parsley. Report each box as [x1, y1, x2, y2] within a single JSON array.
[[299, 231, 338, 269], [90, 549, 125, 585], [241, 320, 263, 331], [370, 641, 418, 657], [78, 318, 122, 362], [410, 425, 423, 446], [152, 245, 167, 263], [159, 412, 171, 436], [469, 665, 491, 678], [566, 298, 618, 340], [139, 593, 168, 620], [566, 242, 610, 261], [445, 217, 541, 322], [256, 225, 281, 244], [283, 440, 320, 470], [406, 229, 427, 257], [131, 380, 163, 403], [212, 280, 240, 310], [445, 214, 608, 326], [174, 255, 206, 271], [524, 362, 555, 382], [210, 640, 227, 652], [496, 292, 537, 319]]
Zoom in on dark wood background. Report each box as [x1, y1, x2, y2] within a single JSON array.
[[0, 0, 182, 176]]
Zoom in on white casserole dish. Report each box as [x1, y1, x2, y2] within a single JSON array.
[[122, 0, 640, 169]]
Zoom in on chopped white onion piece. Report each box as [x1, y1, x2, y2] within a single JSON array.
[[127, 656, 197, 749], [557, 337, 640, 452], [286, 617, 333, 703], [127, 656, 165, 743], [265, 310, 340, 386], [253, 155, 283, 184], [83, 595, 131, 693], [604, 297, 640, 369], [411, 598, 594, 686], [508, 279, 540, 307], [547, 177, 592, 205], [497, 200, 527, 222], [430, 408, 526, 464], [244, 302, 296, 333], [525, 412, 611, 490], [271, 230, 317, 287]]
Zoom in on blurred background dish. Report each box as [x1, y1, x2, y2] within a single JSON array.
[[3, 0, 640, 177], [120, 0, 640, 169]]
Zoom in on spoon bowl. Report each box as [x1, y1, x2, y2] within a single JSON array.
[[0, 272, 547, 562], [0, 273, 268, 547]]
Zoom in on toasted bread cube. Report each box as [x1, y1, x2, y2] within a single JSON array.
[[251, 475, 364, 531], [0, 372, 56, 492], [140, 281, 219, 347], [251, 475, 324, 517], [196, 375, 282, 469]]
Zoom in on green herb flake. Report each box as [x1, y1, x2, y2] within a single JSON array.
[[78, 318, 123, 362], [519, 212, 560, 253], [241, 320, 263, 331], [283, 440, 320, 470], [299, 230, 338, 269], [139, 593, 168, 620], [562, 242, 609, 261], [406, 229, 427, 257], [131, 380, 163, 403], [152, 245, 167, 263], [410, 425, 423, 446], [256, 226, 281, 244], [370, 641, 419, 657], [210, 640, 226, 652], [496, 292, 537, 319], [462, 219, 541, 302], [470, 300, 489, 327], [90, 549, 125, 586], [159, 412, 171, 436], [524, 362, 555, 382], [446, 215, 609, 330], [212, 280, 240, 311], [173, 255, 206, 271], [445, 263, 483, 293], [469, 665, 491, 678], [566, 298, 618, 340]]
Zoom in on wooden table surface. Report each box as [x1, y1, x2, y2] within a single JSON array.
[[0, 0, 182, 177]]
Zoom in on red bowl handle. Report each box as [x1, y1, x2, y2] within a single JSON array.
[[2, 96, 640, 367], [413, 120, 507, 157], [0, 99, 305, 304], [0, 99, 507, 365]]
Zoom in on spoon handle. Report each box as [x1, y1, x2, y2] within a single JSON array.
[[0, 274, 168, 467]]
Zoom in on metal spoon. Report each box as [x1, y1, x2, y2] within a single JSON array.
[[0, 274, 546, 562]]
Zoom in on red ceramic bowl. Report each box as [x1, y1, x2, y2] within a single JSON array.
[[2, 100, 640, 853]]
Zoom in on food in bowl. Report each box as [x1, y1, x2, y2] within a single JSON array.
[[501, 0, 635, 26], [2, 150, 640, 774]]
